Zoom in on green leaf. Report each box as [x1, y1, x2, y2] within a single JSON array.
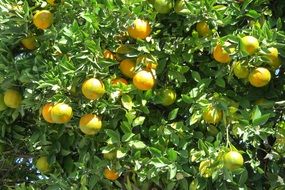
[[191, 71, 201, 82], [168, 108, 179, 121], [252, 113, 271, 126], [239, 169, 248, 185], [129, 140, 146, 149], [133, 116, 145, 127], [251, 106, 261, 122], [121, 94, 134, 110], [122, 133, 135, 142], [105, 129, 120, 144]]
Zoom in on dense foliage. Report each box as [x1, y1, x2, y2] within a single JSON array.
[[1, 0, 285, 189]]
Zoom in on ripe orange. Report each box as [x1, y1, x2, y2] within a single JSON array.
[[240, 36, 259, 55], [199, 160, 213, 178], [213, 44, 232, 64], [81, 78, 105, 100], [79, 114, 102, 135], [0, 94, 7, 111], [196, 21, 211, 37], [127, 19, 151, 40], [203, 106, 223, 124], [50, 103, 73, 124], [103, 151, 117, 160], [133, 70, 155, 90], [248, 67, 271, 87], [159, 88, 176, 106], [232, 61, 249, 79], [4, 89, 22, 109], [41, 103, 54, 123], [266, 47, 281, 69], [33, 10, 53, 30], [111, 78, 128, 86], [21, 36, 37, 50], [120, 59, 136, 78], [36, 156, 50, 173], [104, 168, 119, 181], [103, 49, 115, 60], [224, 151, 244, 170], [153, 0, 173, 14]]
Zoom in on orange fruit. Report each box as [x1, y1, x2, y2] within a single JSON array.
[[203, 106, 223, 124], [33, 10, 53, 30], [127, 19, 151, 40], [50, 103, 73, 124], [224, 151, 244, 171], [213, 44, 232, 64], [232, 61, 249, 79], [21, 36, 37, 50], [4, 89, 22, 109], [111, 78, 128, 86], [104, 168, 119, 181], [133, 70, 155, 90], [120, 59, 136, 78], [266, 47, 281, 69], [103, 49, 115, 60], [159, 88, 176, 106], [81, 78, 105, 100], [240, 36, 259, 55], [196, 21, 211, 37], [36, 156, 50, 173], [42, 103, 54, 123], [248, 67, 271, 87], [79, 114, 102, 135]]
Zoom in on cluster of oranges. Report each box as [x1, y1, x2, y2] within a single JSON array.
[[213, 34, 280, 88]]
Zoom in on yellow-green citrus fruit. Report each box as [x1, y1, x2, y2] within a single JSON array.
[[153, 0, 173, 14], [0, 94, 7, 111], [103, 151, 117, 160], [196, 21, 211, 37], [266, 47, 281, 69], [79, 114, 102, 135], [82, 78, 105, 100], [4, 89, 22, 109], [213, 44, 232, 64], [33, 10, 53, 30], [233, 61, 249, 79], [224, 151, 244, 170], [159, 88, 177, 106], [41, 103, 54, 123], [21, 36, 37, 50], [203, 106, 223, 124], [248, 67, 271, 87], [50, 103, 73, 124], [199, 160, 212, 178], [133, 70, 155, 90], [240, 36, 259, 55], [127, 19, 151, 40], [36, 156, 50, 173]]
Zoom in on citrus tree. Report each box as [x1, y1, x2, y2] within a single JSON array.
[[0, 0, 285, 189]]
